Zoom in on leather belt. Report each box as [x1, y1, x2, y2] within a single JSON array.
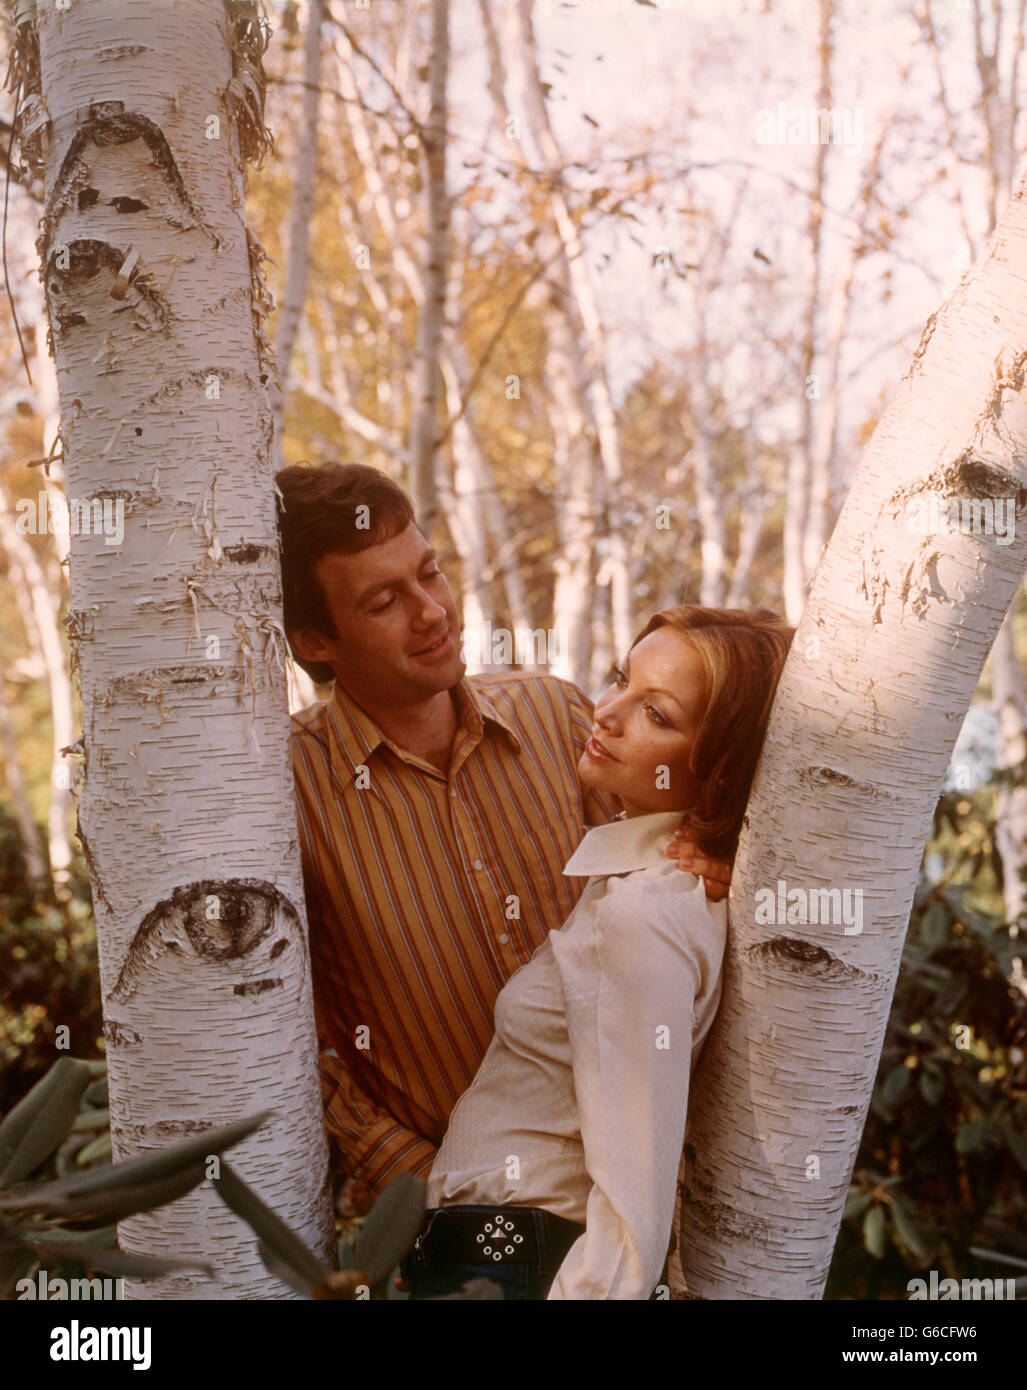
[[408, 1204, 585, 1274]]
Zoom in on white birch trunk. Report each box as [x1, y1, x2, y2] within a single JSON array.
[[687, 405, 728, 607], [0, 481, 75, 896], [442, 324, 534, 639], [784, 1, 832, 622], [725, 443, 768, 608], [991, 611, 1027, 929], [545, 295, 598, 689], [966, 0, 1027, 940], [670, 166, 1027, 1298], [7, 181, 76, 892], [407, 0, 450, 533], [440, 347, 495, 674], [16, 0, 332, 1297]]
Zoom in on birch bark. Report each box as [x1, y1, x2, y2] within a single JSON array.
[[12, 0, 333, 1297], [407, 0, 450, 536], [671, 166, 1027, 1298]]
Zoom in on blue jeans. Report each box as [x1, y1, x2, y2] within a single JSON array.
[[409, 1258, 554, 1300]]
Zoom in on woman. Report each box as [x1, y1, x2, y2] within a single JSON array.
[[406, 606, 794, 1300]]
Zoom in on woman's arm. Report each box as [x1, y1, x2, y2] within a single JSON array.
[[546, 873, 722, 1300]]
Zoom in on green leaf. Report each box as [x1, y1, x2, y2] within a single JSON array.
[[29, 1225, 117, 1248], [1002, 1127, 1027, 1171], [921, 901, 950, 947], [71, 1108, 110, 1133], [889, 1198, 935, 1266], [76, 1132, 112, 1167], [55, 1133, 93, 1180], [256, 1238, 318, 1298], [955, 1121, 988, 1154], [0, 1234, 36, 1294], [843, 1189, 872, 1221], [863, 1203, 887, 1259], [918, 1064, 946, 1107], [0, 1058, 94, 1186], [82, 1080, 108, 1108], [22, 1237, 213, 1280], [881, 1064, 912, 1110], [212, 1160, 330, 1287], [353, 1172, 426, 1286], [9, 1164, 208, 1225], [0, 1111, 270, 1214]]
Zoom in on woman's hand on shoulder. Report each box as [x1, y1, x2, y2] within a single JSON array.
[[664, 830, 732, 902]]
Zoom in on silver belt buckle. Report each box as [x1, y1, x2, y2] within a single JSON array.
[[474, 1211, 526, 1263]]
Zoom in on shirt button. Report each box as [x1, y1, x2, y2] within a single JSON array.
[[473, 858, 484, 871], [498, 933, 509, 944]]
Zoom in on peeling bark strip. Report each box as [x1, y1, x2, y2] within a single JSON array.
[[672, 166, 1027, 1299], [14, 0, 331, 1298]]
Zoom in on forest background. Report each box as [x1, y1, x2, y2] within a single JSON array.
[[1, 0, 1026, 1299]]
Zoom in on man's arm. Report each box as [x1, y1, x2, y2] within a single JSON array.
[[320, 1051, 437, 1215]]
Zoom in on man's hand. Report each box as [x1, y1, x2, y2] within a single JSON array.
[[665, 830, 733, 902]]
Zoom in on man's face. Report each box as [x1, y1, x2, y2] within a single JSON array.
[[290, 522, 466, 707]]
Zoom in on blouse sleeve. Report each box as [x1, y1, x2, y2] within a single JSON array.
[[546, 873, 717, 1300]]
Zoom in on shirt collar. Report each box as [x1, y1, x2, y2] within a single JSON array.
[[456, 678, 522, 753], [562, 809, 686, 877], [325, 676, 521, 786]]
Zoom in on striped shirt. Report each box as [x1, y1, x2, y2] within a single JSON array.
[[290, 672, 615, 1210]]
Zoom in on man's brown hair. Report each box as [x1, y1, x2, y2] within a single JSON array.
[[628, 606, 794, 860], [276, 461, 415, 683]]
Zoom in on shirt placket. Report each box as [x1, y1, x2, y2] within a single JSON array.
[[448, 730, 517, 965]]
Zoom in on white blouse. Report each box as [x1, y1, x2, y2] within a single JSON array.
[[426, 809, 728, 1300]]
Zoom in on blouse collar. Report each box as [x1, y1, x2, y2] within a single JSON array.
[[562, 809, 687, 877]]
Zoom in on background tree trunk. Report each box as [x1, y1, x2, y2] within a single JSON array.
[[671, 165, 1027, 1299], [270, 0, 324, 471], [0, 655, 50, 896], [16, 0, 333, 1297], [0, 480, 74, 897], [991, 611, 1027, 929], [407, 0, 450, 535], [512, 0, 633, 664], [4, 180, 76, 895]]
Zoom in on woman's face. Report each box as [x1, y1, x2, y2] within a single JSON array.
[[578, 626, 707, 818]]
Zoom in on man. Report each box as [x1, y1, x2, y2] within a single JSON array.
[[278, 461, 729, 1215]]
